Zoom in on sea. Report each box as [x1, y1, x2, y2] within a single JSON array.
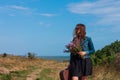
[[38, 56, 70, 62]]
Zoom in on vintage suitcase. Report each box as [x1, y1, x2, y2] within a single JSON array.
[[59, 68, 69, 80]]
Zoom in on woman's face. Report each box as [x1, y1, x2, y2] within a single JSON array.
[[75, 26, 81, 34]]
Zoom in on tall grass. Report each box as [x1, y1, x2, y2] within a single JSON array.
[[0, 55, 119, 80], [0, 74, 12, 80]]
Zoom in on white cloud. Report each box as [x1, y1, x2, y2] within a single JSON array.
[[0, 5, 32, 16], [38, 22, 52, 28], [39, 13, 56, 17], [2, 5, 30, 11], [68, 0, 120, 25], [0, 5, 56, 17], [8, 14, 15, 16], [8, 5, 30, 10]]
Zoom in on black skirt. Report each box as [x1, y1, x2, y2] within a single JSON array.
[[69, 54, 93, 77]]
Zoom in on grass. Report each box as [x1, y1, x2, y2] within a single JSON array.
[[38, 68, 53, 80], [0, 55, 42, 80], [0, 55, 120, 80], [0, 74, 12, 80]]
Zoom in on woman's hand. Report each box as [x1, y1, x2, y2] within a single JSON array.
[[78, 51, 86, 56]]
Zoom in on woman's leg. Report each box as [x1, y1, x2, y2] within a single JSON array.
[[82, 76, 87, 80], [72, 76, 78, 80]]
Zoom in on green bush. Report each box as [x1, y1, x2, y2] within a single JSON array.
[[27, 52, 36, 59], [2, 53, 7, 57], [91, 40, 120, 66]]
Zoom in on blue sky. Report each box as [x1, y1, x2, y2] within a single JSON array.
[[0, 0, 120, 56]]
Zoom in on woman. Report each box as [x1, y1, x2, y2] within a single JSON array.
[[69, 23, 95, 80]]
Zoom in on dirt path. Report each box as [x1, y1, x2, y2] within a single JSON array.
[[26, 61, 47, 80], [26, 69, 41, 80]]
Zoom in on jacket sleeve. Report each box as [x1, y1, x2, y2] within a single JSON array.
[[86, 37, 95, 55]]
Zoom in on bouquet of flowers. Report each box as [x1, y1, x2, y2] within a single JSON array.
[[64, 41, 85, 59]]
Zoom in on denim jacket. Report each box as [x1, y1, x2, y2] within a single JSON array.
[[81, 36, 95, 58]]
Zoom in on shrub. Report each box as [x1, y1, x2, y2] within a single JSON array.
[[2, 53, 7, 57], [27, 52, 36, 59], [91, 40, 120, 66]]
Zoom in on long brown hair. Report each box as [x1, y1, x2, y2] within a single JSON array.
[[73, 23, 86, 42]]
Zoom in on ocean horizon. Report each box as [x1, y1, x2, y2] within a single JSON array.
[[38, 56, 70, 62]]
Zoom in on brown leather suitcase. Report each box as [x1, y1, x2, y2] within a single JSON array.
[[59, 68, 69, 80], [59, 68, 82, 80]]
